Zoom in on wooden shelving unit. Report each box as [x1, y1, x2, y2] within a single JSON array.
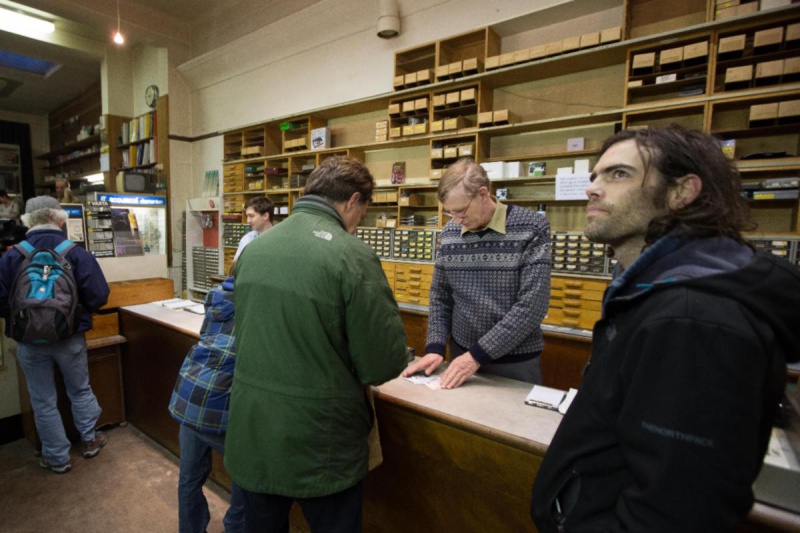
[[220, 0, 800, 305]]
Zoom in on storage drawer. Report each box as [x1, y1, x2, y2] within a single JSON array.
[[544, 307, 601, 330], [395, 263, 435, 276], [551, 276, 608, 292]]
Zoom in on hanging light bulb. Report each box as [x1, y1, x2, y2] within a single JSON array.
[[113, 0, 124, 45]]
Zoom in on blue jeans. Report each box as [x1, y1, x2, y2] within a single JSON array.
[[179, 424, 245, 533], [16, 333, 102, 466]]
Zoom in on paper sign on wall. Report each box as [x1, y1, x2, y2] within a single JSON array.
[[555, 173, 592, 201]]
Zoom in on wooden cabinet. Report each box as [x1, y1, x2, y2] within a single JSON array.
[[36, 81, 102, 196], [544, 275, 609, 331]]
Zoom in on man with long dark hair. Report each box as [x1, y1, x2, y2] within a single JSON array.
[[531, 126, 800, 532]]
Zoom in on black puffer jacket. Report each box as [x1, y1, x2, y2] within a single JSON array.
[[531, 235, 800, 533]]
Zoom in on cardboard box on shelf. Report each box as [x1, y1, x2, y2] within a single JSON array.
[[499, 52, 516, 66], [393, 75, 405, 89], [375, 119, 389, 129], [725, 64, 754, 84], [562, 36, 581, 52], [458, 143, 475, 157], [544, 41, 563, 56], [443, 146, 458, 158], [485, 55, 500, 70], [778, 100, 800, 119], [683, 41, 709, 63], [430, 168, 443, 180], [436, 65, 450, 80], [478, 111, 494, 126], [402, 125, 414, 136], [388, 103, 401, 116], [754, 27, 784, 50], [580, 32, 600, 48], [448, 61, 463, 76], [389, 127, 402, 138], [659, 46, 683, 66], [461, 88, 476, 103], [413, 123, 427, 135], [632, 52, 656, 72], [529, 45, 547, 60], [431, 147, 444, 159], [443, 116, 465, 130], [505, 162, 524, 178], [493, 109, 517, 124], [402, 100, 415, 114], [480, 161, 504, 179], [787, 23, 800, 44], [375, 134, 388, 142], [513, 49, 531, 64], [433, 94, 446, 108], [417, 69, 433, 85], [430, 120, 444, 133], [756, 60, 784, 79], [404, 72, 417, 86], [718, 34, 746, 56], [600, 26, 622, 43], [760, 0, 791, 9], [628, 80, 644, 88], [414, 98, 428, 111], [445, 91, 460, 106], [398, 193, 424, 206], [784, 57, 800, 76], [462, 58, 481, 72], [748, 102, 779, 123], [310, 127, 330, 151]]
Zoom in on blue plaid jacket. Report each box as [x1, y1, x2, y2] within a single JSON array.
[[168, 277, 236, 435]]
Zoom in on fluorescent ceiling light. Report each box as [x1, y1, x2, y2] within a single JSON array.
[[0, 6, 55, 37], [85, 173, 105, 184]]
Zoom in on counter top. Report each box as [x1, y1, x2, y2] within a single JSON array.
[[120, 302, 562, 452], [374, 368, 562, 454], [120, 303, 204, 338]]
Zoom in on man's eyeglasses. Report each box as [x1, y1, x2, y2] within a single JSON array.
[[445, 195, 474, 219]]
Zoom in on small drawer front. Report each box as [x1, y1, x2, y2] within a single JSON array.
[[544, 307, 601, 330], [395, 263, 435, 277], [551, 276, 608, 292]]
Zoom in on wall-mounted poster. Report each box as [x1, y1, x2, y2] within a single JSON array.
[[110, 208, 144, 257]]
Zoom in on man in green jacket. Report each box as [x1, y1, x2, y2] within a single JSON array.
[[225, 155, 408, 532]]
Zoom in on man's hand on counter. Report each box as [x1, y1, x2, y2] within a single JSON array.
[[402, 353, 445, 378], [439, 352, 480, 389]]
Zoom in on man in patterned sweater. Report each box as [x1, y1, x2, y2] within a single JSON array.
[[404, 158, 551, 388]]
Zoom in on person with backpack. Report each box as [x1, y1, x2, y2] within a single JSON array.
[[0, 196, 110, 474]]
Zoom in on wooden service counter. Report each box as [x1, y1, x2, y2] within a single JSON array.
[[119, 303, 797, 532]]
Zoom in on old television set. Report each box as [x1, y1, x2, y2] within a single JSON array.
[[116, 171, 156, 193]]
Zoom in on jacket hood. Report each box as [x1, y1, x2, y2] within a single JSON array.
[[610, 235, 800, 364], [207, 277, 235, 323]]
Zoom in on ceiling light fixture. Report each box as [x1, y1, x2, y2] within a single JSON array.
[[113, 0, 125, 45], [376, 0, 400, 39], [0, 6, 55, 37]]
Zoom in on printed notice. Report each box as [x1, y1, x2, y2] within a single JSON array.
[[555, 173, 592, 201]]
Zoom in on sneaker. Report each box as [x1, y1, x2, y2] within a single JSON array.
[[82, 431, 108, 459], [39, 457, 71, 474]]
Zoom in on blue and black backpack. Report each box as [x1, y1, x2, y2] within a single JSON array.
[[8, 240, 81, 344]]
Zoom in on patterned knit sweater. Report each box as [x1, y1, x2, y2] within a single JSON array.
[[425, 204, 551, 365]]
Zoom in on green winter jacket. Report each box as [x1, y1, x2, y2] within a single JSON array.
[[225, 195, 408, 497]]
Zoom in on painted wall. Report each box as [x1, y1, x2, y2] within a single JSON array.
[[180, 0, 572, 136]]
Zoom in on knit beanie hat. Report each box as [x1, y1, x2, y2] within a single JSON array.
[[25, 195, 61, 214]]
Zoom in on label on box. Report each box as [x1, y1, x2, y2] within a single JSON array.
[[567, 137, 585, 152]]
